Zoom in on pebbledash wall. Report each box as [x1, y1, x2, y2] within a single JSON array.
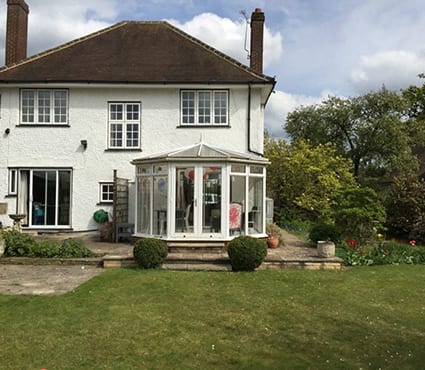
[[0, 84, 265, 231]]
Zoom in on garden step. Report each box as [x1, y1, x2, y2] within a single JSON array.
[[167, 241, 225, 254]]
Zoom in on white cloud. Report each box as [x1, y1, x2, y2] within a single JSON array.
[[265, 89, 330, 139], [167, 13, 283, 70], [351, 50, 425, 93]]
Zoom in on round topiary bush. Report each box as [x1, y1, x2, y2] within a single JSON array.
[[133, 238, 168, 269], [227, 235, 267, 272], [309, 223, 341, 244]]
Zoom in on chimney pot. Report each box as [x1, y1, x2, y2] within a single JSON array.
[[5, 0, 29, 66], [250, 8, 265, 75]]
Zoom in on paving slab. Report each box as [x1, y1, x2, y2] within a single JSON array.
[[0, 265, 103, 296]]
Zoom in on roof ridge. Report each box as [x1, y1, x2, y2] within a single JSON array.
[[162, 21, 273, 82], [0, 21, 130, 73]]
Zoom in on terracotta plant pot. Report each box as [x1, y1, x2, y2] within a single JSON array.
[[267, 236, 280, 249]]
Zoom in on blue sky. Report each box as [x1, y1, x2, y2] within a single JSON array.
[[1, 0, 425, 137]]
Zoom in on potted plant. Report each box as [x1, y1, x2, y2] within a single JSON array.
[[266, 223, 282, 249]]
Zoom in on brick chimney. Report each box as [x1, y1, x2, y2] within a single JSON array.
[[5, 0, 29, 66], [250, 8, 264, 74]]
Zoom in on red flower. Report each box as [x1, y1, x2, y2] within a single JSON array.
[[384, 249, 390, 255], [347, 239, 359, 247], [409, 240, 416, 246]]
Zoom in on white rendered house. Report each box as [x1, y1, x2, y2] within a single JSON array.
[[0, 1, 275, 241]]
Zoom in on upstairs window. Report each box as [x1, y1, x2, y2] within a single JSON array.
[[108, 102, 141, 149], [100, 183, 114, 203], [21, 89, 68, 124], [181, 90, 228, 125]]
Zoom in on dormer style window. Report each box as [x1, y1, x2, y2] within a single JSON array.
[[108, 102, 141, 149], [181, 90, 228, 126], [20, 89, 68, 124]]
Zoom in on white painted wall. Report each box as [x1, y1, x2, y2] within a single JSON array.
[[0, 84, 265, 230]]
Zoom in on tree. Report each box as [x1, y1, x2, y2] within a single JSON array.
[[285, 87, 422, 185], [385, 175, 425, 239], [264, 136, 355, 223]]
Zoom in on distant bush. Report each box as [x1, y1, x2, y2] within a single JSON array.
[[227, 236, 267, 272], [309, 224, 341, 244], [3, 230, 37, 257], [133, 238, 168, 269], [58, 238, 93, 258]]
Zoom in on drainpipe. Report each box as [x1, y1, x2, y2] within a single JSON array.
[[247, 84, 263, 157]]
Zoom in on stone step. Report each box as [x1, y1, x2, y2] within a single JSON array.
[[167, 241, 226, 254]]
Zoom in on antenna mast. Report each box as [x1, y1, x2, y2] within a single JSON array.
[[240, 10, 250, 60]]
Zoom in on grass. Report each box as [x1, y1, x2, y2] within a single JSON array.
[[1, 266, 425, 369]]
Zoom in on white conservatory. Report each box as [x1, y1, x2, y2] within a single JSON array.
[[132, 142, 268, 241]]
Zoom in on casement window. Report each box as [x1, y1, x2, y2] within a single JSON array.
[[21, 89, 68, 124], [181, 90, 228, 125], [100, 183, 114, 203], [8, 169, 17, 195], [108, 102, 140, 149]]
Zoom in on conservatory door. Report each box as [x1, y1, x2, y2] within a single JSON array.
[[174, 166, 222, 237]]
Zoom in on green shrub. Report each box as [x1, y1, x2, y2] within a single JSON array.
[[3, 230, 37, 257], [309, 224, 341, 244], [58, 238, 93, 258], [227, 236, 267, 272], [133, 238, 168, 269], [31, 240, 61, 258]]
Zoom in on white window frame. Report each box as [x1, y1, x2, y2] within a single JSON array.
[[20, 89, 68, 124], [8, 169, 17, 195], [181, 90, 228, 126], [100, 183, 114, 203], [108, 102, 141, 149]]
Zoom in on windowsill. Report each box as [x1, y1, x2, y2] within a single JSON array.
[[104, 148, 142, 152], [96, 202, 113, 206], [5, 194, 17, 198], [17, 124, 70, 127], [177, 125, 230, 129]]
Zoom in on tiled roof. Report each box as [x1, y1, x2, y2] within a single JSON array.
[[0, 21, 275, 84]]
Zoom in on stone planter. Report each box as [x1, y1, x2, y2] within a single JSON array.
[[317, 241, 335, 258], [0, 238, 5, 257]]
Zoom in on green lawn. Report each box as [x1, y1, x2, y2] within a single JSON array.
[[1, 266, 425, 369]]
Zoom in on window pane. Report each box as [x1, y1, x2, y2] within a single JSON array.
[[198, 92, 211, 124], [250, 166, 263, 174], [126, 104, 139, 120], [231, 164, 246, 173], [54, 91, 67, 123], [230, 176, 245, 235], [38, 90, 51, 123], [203, 167, 221, 233], [126, 123, 139, 147], [248, 177, 263, 235], [153, 175, 168, 236], [101, 183, 114, 202], [58, 171, 71, 225], [110, 123, 123, 147], [175, 167, 194, 233], [182, 91, 195, 124], [137, 177, 151, 234], [214, 91, 227, 124], [110, 104, 123, 120], [22, 90, 35, 123]]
